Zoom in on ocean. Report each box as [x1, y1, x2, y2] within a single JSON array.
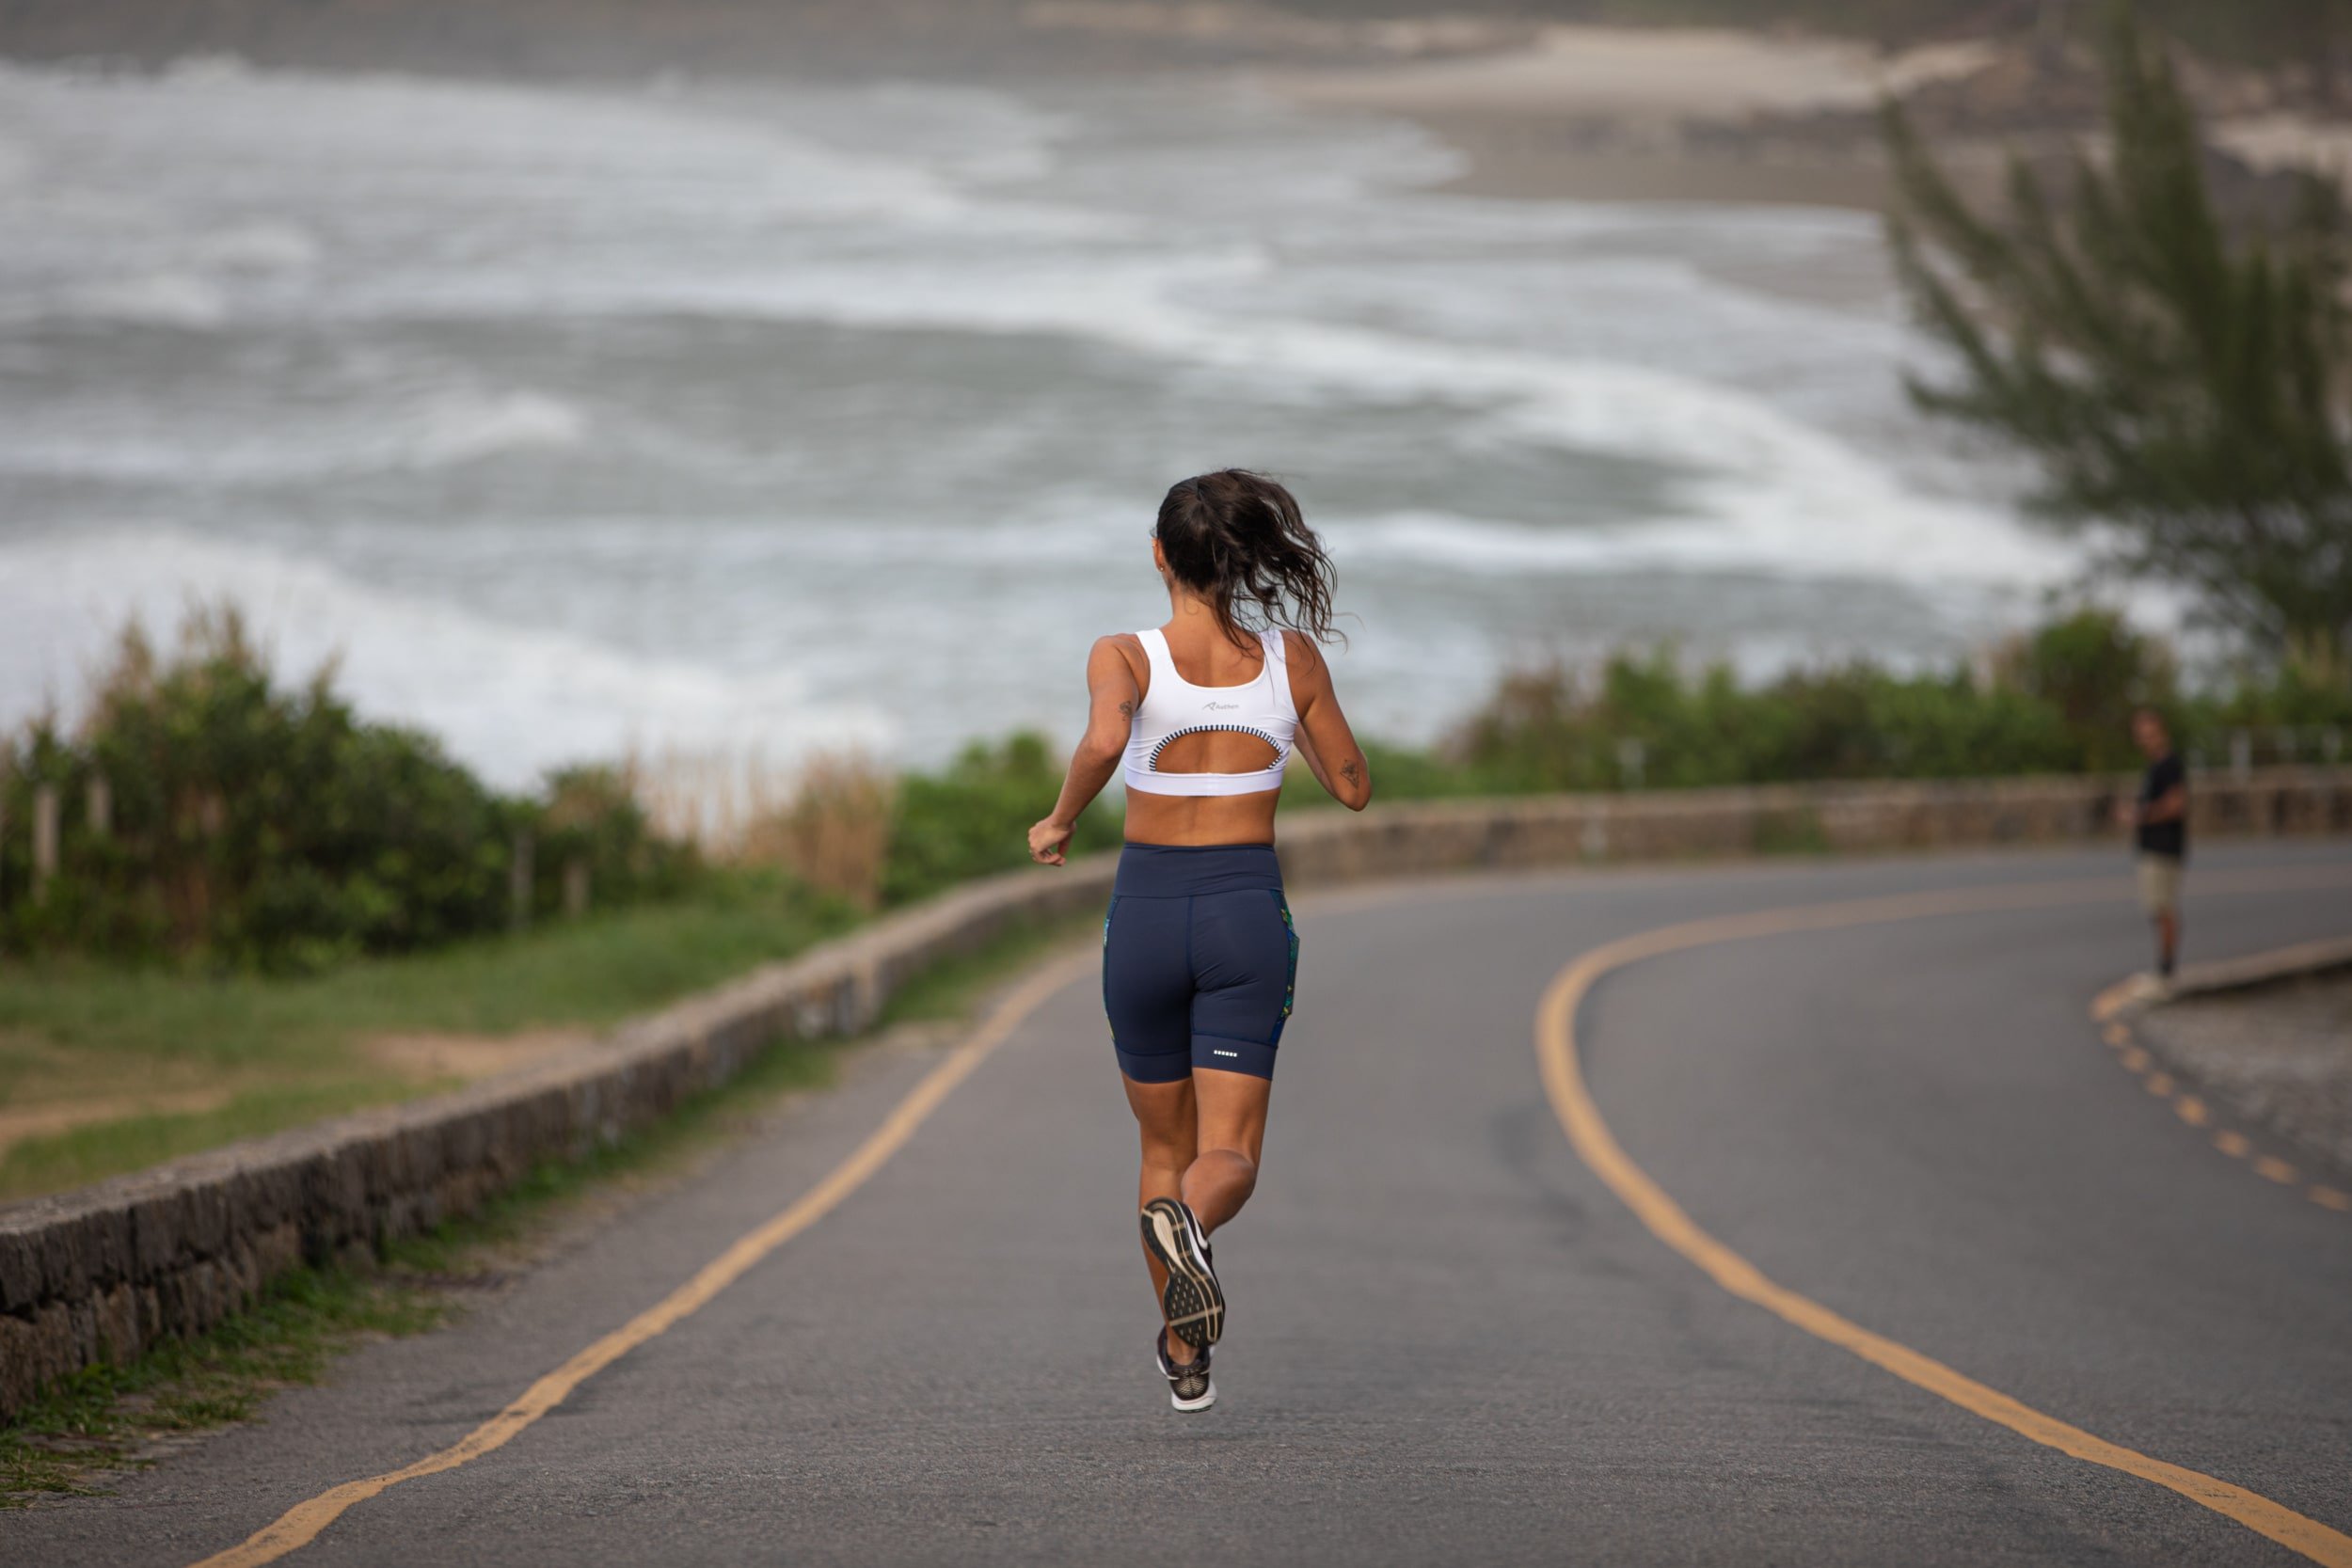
[[0, 55, 2079, 792]]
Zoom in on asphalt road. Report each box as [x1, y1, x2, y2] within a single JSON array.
[[10, 841, 2352, 1567]]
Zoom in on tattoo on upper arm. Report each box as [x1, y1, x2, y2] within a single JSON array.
[[1340, 756, 1361, 786], [1118, 700, 1135, 719]]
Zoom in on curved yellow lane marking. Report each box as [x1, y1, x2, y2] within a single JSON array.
[[2093, 953, 2352, 1218], [1536, 868, 2352, 1568], [192, 951, 1093, 1568]]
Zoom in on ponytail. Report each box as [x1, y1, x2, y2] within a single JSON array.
[[1153, 470, 1340, 649]]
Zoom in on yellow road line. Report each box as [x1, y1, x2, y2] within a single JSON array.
[[1534, 871, 2352, 1568], [190, 952, 1092, 1568], [2092, 933, 2352, 1216]]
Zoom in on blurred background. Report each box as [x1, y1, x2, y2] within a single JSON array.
[[15, 1, 2334, 782], [1, 2, 2348, 1197]]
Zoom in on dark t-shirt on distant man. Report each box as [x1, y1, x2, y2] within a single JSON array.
[[2137, 752, 2187, 860]]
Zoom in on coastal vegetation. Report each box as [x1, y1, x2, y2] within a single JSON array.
[[0, 609, 691, 973], [1310, 606, 2347, 801], [0, 598, 2338, 1199], [1885, 2, 2352, 672]]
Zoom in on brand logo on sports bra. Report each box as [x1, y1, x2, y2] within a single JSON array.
[[1203, 701, 1239, 711]]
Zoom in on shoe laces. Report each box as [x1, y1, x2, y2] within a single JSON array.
[[1158, 1337, 1211, 1386]]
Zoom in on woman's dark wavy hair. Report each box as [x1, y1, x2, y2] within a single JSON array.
[[1153, 469, 1340, 649]]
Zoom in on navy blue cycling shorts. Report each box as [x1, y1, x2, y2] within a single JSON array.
[[1102, 843, 1298, 1084]]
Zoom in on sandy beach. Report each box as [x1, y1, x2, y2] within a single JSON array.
[[1242, 24, 2002, 209], [1242, 20, 2349, 213]]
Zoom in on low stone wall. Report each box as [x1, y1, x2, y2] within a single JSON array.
[[1273, 767, 2352, 879], [0, 860, 1120, 1418], [4, 765, 2346, 1418]]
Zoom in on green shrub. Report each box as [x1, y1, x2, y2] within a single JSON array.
[[882, 733, 1122, 906], [0, 611, 692, 972], [1428, 606, 2339, 800], [536, 765, 696, 915]]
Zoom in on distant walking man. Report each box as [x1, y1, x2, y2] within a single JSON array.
[[2125, 706, 2188, 979]]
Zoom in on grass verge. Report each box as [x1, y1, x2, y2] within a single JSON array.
[[0, 870, 859, 1201], [1, 1025, 848, 1508], [0, 914, 1087, 1508], [876, 910, 1098, 1029]]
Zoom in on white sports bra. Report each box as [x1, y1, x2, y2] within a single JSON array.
[[1122, 627, 1298, 798]]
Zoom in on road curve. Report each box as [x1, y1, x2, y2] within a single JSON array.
[[9, 840, 2351, 1568]]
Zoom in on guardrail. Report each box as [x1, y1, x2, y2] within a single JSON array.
[[4, 765, 2347, 1418]]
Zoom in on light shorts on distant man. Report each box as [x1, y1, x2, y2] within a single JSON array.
[[2137, 852, 2184, 915]]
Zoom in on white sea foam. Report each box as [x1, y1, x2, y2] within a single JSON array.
[[162, 54, 255, 85], [1327, 499, 2072, 586], [0, 528, 894, 788], [64, 272, 229, 329], [398, 390, 589, 467], [514, 264, 2071, 589], [0, 61, 2106, 779], [0, 388, 594, 482], [188, 220, 320, 273]]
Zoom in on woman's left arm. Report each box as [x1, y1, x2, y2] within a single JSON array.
[[1287, 633, 1371, 811], [1028, 636, 1141, 865]]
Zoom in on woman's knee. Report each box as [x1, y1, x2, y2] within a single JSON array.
[[1196, 1145, 1258, 1190]]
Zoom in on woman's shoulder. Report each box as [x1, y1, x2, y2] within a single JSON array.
[[1089, 631, 1151, 682], [1277, 627, 1328, 680]]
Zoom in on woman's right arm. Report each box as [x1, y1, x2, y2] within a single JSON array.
[[1027, 636, 1142, 865]]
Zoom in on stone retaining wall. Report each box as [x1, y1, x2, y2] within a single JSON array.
[[4, 766, 2346, 1418]]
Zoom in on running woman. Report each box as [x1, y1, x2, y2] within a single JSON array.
[[1026, 470, 1371, 1413]]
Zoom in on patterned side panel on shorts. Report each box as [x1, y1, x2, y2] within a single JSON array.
[[1101, 896, 1120, 1037], [1271, 890, 1298, 1044]]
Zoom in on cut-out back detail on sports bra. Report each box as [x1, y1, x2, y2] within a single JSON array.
[[1122, 627, 1298, 798]]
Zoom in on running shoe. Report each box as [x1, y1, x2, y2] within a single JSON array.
[[1155, 1334, 1216, 1412], [1140, 1196, 1224, 1349]]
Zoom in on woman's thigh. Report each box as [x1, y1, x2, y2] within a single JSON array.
[[1104, 895, 1194, 1085], [1187, 888, 1296, 1079], [1121, 1073, 1198, 1164]]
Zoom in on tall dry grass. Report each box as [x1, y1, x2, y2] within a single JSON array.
[[741, 755, 896, 910], [627, 745, 897, 910]]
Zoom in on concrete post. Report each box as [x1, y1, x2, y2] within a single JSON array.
[[1615, 737, 1646, 791], [563, 858, 590, 920], [32, 784, 58, 901], [510, 831, 534, 931]]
